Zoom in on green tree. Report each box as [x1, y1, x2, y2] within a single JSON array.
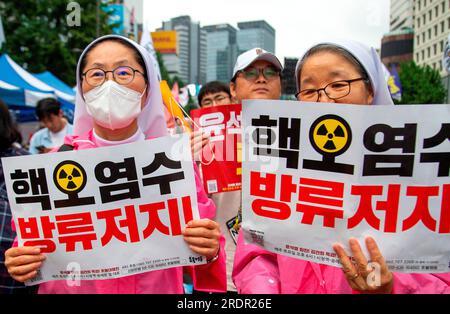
[[396, 61, 446, 104], [0, 0, 116, 86]]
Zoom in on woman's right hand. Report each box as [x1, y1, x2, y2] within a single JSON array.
[[190, 130, 210, 161], [4, 246, 46, 282]]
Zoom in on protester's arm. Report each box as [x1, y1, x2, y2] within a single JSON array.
[[232, 231, 281, 294]]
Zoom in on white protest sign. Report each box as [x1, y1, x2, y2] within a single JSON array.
[[2, 134, 206, 285], [242, 100, 450, 273]]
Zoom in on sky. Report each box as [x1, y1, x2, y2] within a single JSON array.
[[143, 0, 391, 63]]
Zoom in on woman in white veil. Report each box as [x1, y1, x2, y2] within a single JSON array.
[[5, 35, 226, 294], [233, 39, 450, 294]]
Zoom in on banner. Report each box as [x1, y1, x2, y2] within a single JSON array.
[[387, 64, 402, 101], [2, 134, 206, 285], [151, 31, 178, 54], [140, 23, 161, 81], [191, 104, 242, 194], [241, 100, 450, 273]]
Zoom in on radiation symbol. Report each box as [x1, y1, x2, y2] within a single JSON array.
[[53, 161, 87, 194], [309, 115, 352, 156]]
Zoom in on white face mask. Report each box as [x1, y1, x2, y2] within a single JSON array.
[[84, 80, 146, 130]]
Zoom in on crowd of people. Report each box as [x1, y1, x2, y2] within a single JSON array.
[[1, 34, 449, 294]]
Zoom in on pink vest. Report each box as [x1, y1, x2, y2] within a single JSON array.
[[233, 232, 450, 294]]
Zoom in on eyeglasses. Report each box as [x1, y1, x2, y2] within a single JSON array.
[[296, 78, 369, 102], [237, 66, 280, 82], [201, 94, 231, 107], [82, 66, 146, 87]]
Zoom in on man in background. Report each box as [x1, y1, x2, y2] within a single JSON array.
[[28, 98, 73, 154]]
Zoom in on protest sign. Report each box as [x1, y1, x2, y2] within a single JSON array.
[[191, 104, 242, 194], [241, 100, 450, 273], [2, 134, 205, 285]]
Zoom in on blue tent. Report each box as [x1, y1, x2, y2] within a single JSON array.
[[33, 71, 76, 98], [0, 54, 75, 123], [0, 79, 25, 106]]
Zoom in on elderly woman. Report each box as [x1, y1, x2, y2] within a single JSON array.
[[232, 39, 450, 294], [4, 35, 226, 294]]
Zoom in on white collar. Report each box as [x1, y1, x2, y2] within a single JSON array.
[[93, 128, 145, 147]]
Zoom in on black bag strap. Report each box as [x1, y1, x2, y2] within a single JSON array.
[[57, 144, 74, 152]]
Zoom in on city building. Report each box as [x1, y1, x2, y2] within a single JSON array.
[[281, 57, 298, 99], [160, 16, 206, 85], [390, 0, 415, 31], [413, 0, 450, 76], [203, 24, 238, 83], [151, 30, 179, 78], [383, 0, 449, 102], [381, 0, 415, 68], [237, 20, 276, 55], [381, 28, 415, 68], [202, 20, 276, 82], [154, 17, 276, 84]]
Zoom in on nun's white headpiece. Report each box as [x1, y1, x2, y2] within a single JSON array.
[[73, 34, 168, 137], [295, 39, 394, 106]]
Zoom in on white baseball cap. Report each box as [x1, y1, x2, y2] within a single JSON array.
[[231, 48, 283, 81]]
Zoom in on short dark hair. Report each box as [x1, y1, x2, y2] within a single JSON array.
[[35, 98, 61, 121], [0, 99, 22, 150], [198, 81, 231, 106]]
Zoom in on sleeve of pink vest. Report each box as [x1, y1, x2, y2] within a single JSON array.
[[190, 235, 227, 293], [232, 231, 281, 294], [390, 272, 450, 294], [189, 163, 227, 293]]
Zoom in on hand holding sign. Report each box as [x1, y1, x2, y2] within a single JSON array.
[[4, 246, 46, 283], [182, 219, 220, 261], [333, 237, 394, 294], [190, 130, 210, 162]]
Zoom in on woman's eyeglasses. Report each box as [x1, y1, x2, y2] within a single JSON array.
[[82, 66, 146, 87], [295, 78, 369, 102]]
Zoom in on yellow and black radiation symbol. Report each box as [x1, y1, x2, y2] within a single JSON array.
[[53, 160, 87, 194], [309, 115, 352, 156]]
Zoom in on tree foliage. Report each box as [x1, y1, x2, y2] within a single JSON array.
[[0, 0, 116, 86], [396, 61, 447, 104]]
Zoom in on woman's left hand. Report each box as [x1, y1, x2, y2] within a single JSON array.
[[333, 236, 394, 294], [182, 219, 220, 261]]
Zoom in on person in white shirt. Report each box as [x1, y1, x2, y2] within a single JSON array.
[[28, 98, 73, 154]]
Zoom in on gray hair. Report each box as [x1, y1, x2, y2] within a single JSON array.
[[296, 44, 372, 93]]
